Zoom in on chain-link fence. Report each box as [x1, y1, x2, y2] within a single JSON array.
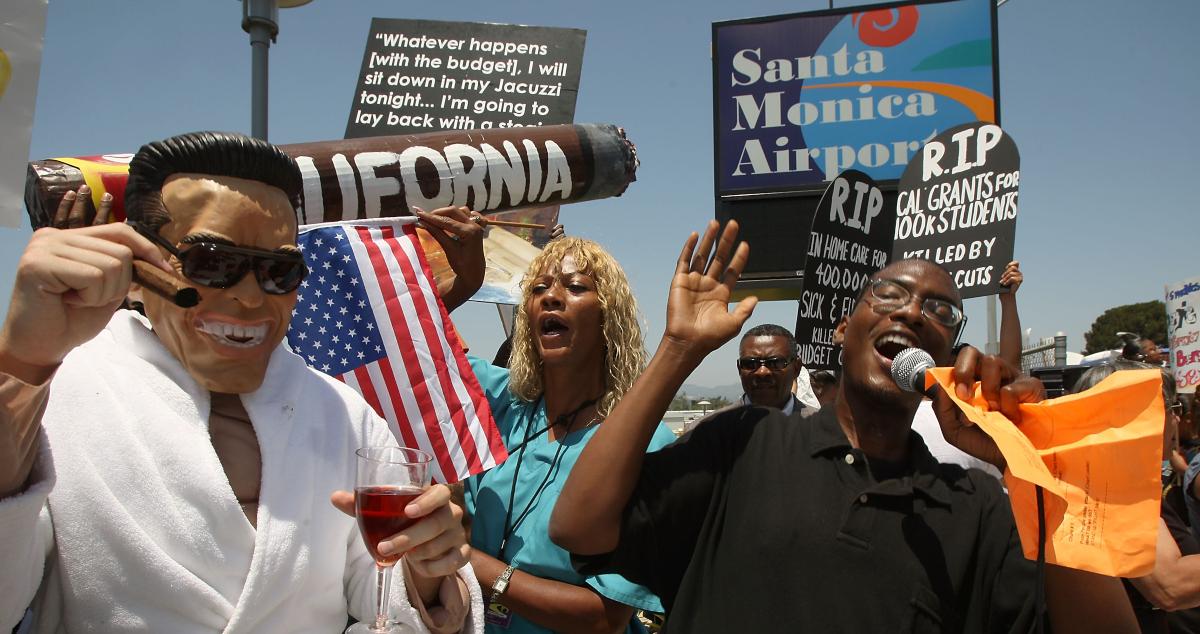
[[1021, 334, 1067, 373]]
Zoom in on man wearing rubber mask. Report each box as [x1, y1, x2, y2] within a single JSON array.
[[0, 131, 486, 632]]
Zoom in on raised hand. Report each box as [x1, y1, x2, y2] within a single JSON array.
[[930, 345, 1046, 470], [999, 260, 1023, 293], [0, 224, 169, 384], [664, 220, 758, 357], [414, 206, 485, 312]]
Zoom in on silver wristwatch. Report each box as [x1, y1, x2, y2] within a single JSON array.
[[490, 564, 517, 602]]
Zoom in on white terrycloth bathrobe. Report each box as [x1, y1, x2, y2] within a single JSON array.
[[0, 311, 483, 633]]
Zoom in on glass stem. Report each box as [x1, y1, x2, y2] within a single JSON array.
[[374, 563, 393, 631]]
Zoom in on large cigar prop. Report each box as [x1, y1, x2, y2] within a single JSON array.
[[24, 123, 638, 228], [286, 123, 637, 224], [131, 260, 200, 308]]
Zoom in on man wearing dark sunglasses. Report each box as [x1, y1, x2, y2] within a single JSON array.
[[736, 324, 807, 413], [0, 132, 486, 632]]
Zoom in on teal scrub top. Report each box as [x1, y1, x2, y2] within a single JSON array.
[[464, 357, 677, 633]]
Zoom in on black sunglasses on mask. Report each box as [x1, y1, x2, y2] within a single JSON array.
[[130, 222, 308, 295]]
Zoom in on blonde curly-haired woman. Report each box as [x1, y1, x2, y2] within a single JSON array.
[[462, 236, 676, 634]]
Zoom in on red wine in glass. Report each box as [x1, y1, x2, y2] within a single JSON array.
[[356, 485, 423, 566], [350, 446, 431, 634]]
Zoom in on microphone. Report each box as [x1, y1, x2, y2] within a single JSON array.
[[891, 347, 935, 395]]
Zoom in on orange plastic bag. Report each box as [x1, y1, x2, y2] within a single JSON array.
[[927, 367, 1164, 577]]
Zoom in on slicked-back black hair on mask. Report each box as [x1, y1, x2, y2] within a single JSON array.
[[124, 131, 304, 234]]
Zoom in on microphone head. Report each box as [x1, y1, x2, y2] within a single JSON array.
[[891, 347, 935, 393]]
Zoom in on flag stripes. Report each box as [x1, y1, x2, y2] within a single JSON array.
[[287, 218, 506, 483]]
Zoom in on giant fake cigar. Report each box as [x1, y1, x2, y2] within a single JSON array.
[[24, 124, 638, 228], [131, 260, 200, 308]]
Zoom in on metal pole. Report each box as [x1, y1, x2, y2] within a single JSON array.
[[249, 25, 270, 140], [243, 0, 281, 141], [986, 294, 998, 354]]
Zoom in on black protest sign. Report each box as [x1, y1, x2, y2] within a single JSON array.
[[345, 19, 585, 138], [796, 169, 894, 371], [891, 122, 1020, 299]]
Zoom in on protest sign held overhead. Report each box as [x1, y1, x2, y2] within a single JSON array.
[[340, 18, 586, 305], [796, 169, 893, 370], [892, 121, 1019, 299], [345, 18, 585, 137], [1166, 276, 1200, 394]]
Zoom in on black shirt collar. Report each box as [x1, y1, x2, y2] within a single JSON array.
[[808, 405, 854, 457], [806, 406, 972, 506]]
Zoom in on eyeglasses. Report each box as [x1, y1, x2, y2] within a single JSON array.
[[865, 278, 964, 328], [130, 222, 308, 295], [1171, 401, 1185, 416], [737, 356, 794, 372]]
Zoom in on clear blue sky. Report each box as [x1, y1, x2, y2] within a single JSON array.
[[3, 0, 1198, 387]]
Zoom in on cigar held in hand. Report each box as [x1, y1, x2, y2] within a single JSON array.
[[131, 260, 200, 308]]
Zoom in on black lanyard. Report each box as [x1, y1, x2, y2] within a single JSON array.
[[497, 396, 597, 559]]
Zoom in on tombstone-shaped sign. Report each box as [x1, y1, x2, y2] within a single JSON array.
[[796, 169, 894, 371], [892, 122, 1020, 299]]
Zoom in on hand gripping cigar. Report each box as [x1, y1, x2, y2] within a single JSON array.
[[24, 124, 639, 228], [131, 260, 199, 308]]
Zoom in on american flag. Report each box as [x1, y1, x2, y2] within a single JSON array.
[[286, 218, 507, 483]]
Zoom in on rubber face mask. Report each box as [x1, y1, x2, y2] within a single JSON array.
[[140, 174, 300, 393]]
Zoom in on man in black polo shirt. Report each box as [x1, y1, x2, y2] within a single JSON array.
[[550, 221, 1136, 633]]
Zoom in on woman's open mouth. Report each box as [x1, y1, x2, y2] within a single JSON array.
[[539, 315, 570, 338]]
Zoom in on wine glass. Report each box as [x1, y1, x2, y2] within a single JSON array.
[[348, 446, 433, 634]]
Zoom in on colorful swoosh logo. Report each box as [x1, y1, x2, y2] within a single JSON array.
[[852, 7, 920, 48], [801, 80, 995, 122]]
